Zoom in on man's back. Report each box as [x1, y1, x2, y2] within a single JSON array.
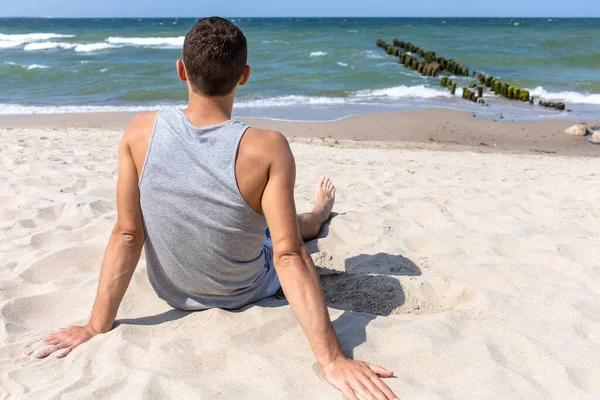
[[136, 107, 276, 310]]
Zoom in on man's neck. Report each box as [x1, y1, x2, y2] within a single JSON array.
[[182, 92, 235, 127]]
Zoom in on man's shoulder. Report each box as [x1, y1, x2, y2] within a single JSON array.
[[122, 111, 160, 143], [243, 127, 291, 153]]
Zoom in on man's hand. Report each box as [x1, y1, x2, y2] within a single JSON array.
[[324, 357, 398, 400], [27, 325, 100, 359]]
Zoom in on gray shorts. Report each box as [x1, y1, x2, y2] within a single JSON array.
[[263, 232, 281, 298]]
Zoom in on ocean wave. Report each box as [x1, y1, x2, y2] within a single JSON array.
[[337, 62, 348, 67], [3, 61, 50, 70], [0, 40, 25, 49], [0, 103, 171, 116], [24, 42, 76, 51], [0, 32, 75, 48], [106, 36, 184, 47], [74, 43, 117, 52], [528, 87, 600, 105], [27, 64, 50, 70], [237, 86, 451, 107], [355, 85, 452, 99], [235, 95, 347, 108], [261, 40, 292, 44], [310, 51, 327, 57], [0, 85, 459, 116], [364, 50, 384, 59]]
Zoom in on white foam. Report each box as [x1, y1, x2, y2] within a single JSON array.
[[27, 64, 50, 70], [310, 51, 327, 57], [24, 42, 76, 51], [0, 32, 74, 44], [0, 103, 174, 116], [235, 95, 347, 108], [106, 36, 184, 47], [355, 85, 452, 99], [365, 50, 384, 59], [74, 43, 116, 52], [528, 87, 600, 105], [0, 40, 23, 49], [337, 62, 348, 67], [0, 33, 74, 49], [3, 62, 49, 69], [262, 40, 291, 44]]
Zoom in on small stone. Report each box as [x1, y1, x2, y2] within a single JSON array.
[[564, 124, 589, 136]]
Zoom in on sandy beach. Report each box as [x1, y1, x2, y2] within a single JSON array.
[[1, 111, 599, 399]]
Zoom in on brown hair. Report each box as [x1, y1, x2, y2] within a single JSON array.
[[183, 17, 248, 96]]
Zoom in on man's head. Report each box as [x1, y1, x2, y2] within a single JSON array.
[[178, 17, 250, 97]]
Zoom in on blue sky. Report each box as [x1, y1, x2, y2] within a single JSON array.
[[2, 0, 599, 18]]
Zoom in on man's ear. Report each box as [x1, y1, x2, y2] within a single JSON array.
[[239, 65, 251, 86], [176, 60, 187, 82]]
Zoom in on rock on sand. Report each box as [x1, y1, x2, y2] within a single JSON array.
[[564, 124, 589, 136]]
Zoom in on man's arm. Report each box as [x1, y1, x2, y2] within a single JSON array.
[[261, 132, 398, 400], [32, 120, 145, 359]]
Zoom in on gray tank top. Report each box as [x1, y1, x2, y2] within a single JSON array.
[[139, 107, 273, 310]]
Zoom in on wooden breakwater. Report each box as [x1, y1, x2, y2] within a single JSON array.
[[473, 72, 566, 111], [376, 39, 567, 111]]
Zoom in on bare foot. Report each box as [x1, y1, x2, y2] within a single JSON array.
[[313, 176, 336, 223]]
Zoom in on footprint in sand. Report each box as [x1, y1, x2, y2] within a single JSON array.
[[90, 200, 116, 215], [19, 246, 104, 284], [60, 179, 87, 194], [18, 219, 37, 229], [36, 204, 66, 221], [2, 289, 93, 335]]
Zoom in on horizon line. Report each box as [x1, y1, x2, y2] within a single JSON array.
[[2, 16, 599, 19]]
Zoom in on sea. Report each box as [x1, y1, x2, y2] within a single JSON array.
[[1, 17, 599, 121]]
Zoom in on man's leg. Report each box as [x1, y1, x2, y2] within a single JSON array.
[[297, 177, 336, 241]]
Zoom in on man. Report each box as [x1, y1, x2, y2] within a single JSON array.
[[34, 17, 397, 400]]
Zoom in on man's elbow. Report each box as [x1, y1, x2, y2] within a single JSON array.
[[274, 246, 310, 269], [112, 223, 144, 248]]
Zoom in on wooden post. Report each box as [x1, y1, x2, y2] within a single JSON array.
[[514, 88, 521, 100]]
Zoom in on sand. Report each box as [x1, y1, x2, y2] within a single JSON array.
[[1, 114, 599, 399], [2, 108, 599, 156]]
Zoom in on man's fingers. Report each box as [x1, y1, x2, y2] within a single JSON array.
[[339, 383, 359, 400], [350, 379, 375, 400], [360, 374, 388, 400], [31, 345, 59, 359], [370, 375, 398, 400], [56, 345, 75, 359], [366, 362, 394, 378]]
